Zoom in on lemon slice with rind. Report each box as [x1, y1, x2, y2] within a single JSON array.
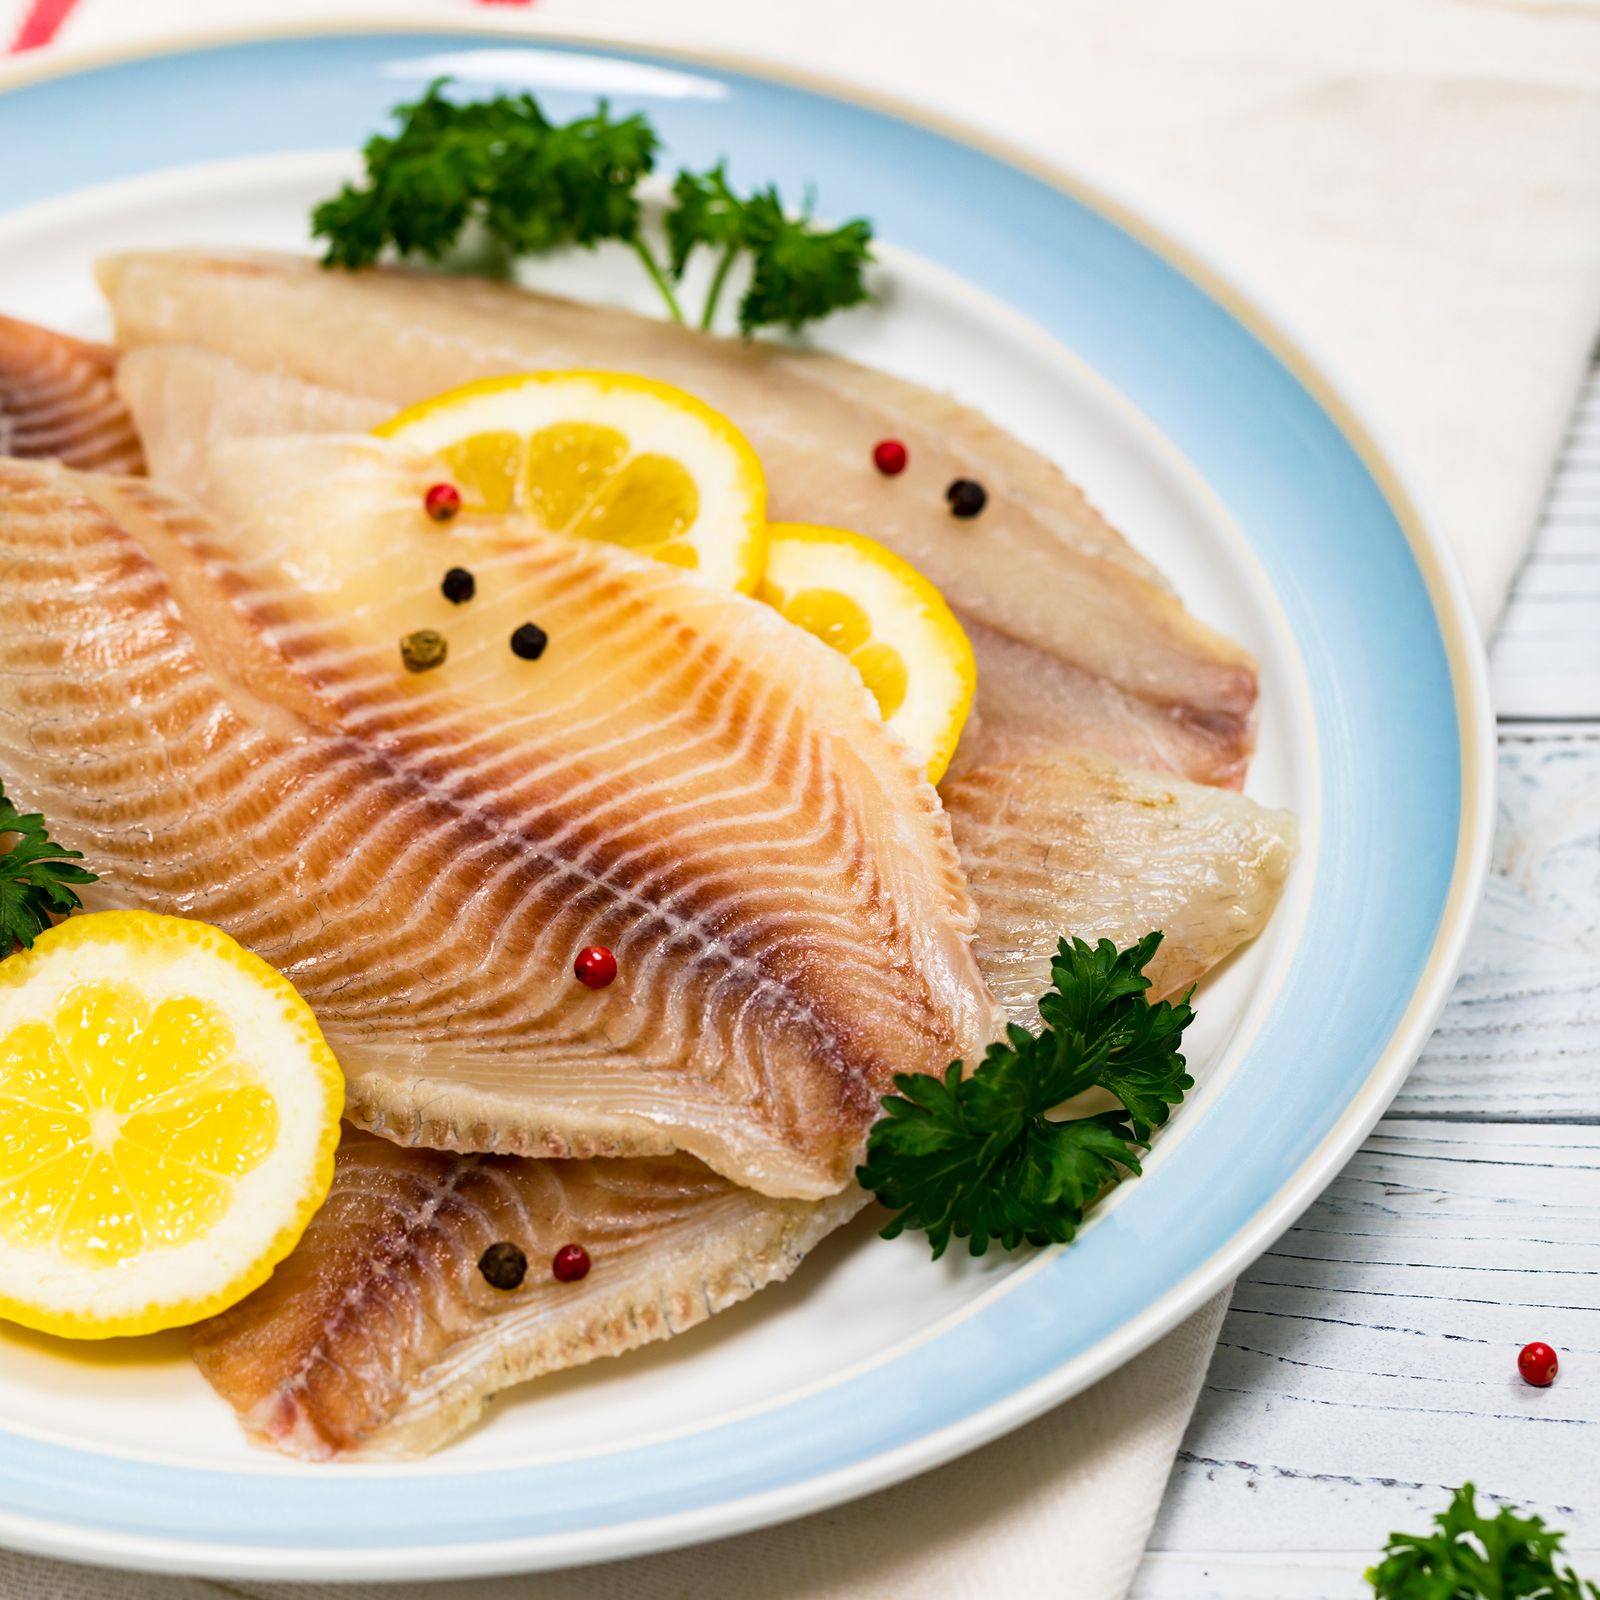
[[375, 371, 768, 593], [0, 911, 343, 1339], [760, 523, 976, 784]]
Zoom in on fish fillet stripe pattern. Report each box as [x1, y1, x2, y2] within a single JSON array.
[[0, 457, 993, 1199], [0, 316, 144, 472], [192, 1132, 859, 1459], [98, 252, 1259, 789]]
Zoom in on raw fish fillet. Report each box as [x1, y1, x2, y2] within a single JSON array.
[[0, 454, 994, 1200], [0, 331, 1295, 1460], [192, 1131, 858, 1459], [99, 250, 1260, 787], [946, 753, 1296, 1019], [0, 314, 143, 473], [117, 344, 386, 490], [192, 753, 1293, 1460]]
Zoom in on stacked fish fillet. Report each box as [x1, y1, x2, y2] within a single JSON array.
[[0, 255, 1293, 1460]]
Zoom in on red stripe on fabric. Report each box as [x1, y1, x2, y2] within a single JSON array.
[[9, 0, 81, 52], [5, 0, 529, 54]]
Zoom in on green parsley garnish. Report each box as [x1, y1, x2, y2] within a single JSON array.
[[312, 82, 874, 337], [667, 163, 874, 334], [857, 933, 1193, 1258], [1369, 1485, 1598, 1598], [311, 83, 673, 306], [0, 779, 96, 953]]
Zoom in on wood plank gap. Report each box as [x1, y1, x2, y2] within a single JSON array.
[[1383, 1110, 1600, 1125]]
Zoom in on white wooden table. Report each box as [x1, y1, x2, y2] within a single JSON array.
[[1134, 368, 1600, 1596]]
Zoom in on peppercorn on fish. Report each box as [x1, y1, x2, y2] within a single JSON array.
[[97, 249, 1260, 787], [191, 1132, 862, 1460], [191, 756, 1290, 1461], [0, 452, 994, 1201]]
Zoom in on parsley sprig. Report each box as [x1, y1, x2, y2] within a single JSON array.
[[312, 83, 874, 337], [0, 780, 96, 952], [667, 163, 874, 334], [857, 933, 1194, 1258], [1369, 1485, 1598, 1598]]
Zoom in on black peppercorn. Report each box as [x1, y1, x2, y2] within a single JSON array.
[[441, 567, 476, 604], [946, 478, 987, 519], [510, 622, 549, 661], [478, 1241, 528, 1290]]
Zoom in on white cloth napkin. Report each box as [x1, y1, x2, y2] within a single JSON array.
[[0, 1293, 1228, 1600], [3, 3, 1599, 1597], [10, 0, 1600, 630]]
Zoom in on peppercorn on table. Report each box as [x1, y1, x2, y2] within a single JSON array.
[[1134, 365, 1600, 1596], [3, 2, 1600, 1598]]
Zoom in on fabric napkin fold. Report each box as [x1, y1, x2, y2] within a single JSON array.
[[4, 2, 1599, 1597], [0, 1293, 1229, 1600]]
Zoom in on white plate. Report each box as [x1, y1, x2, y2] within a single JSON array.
[[0, 27, 1491, 1578]]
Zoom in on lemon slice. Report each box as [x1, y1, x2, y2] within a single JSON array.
[[0, 911, 343, 1339], [759, 523, 976, 784], [375, 372, 768, 593]]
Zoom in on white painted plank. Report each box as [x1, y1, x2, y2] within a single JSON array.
[[1394, 730, 1600, 1118], [1131, 1551, 1600, 1599], [1149, 1120, 1600, 1560], [1142, 312, 1600, 1599], [1491, 363, 1600, 719]]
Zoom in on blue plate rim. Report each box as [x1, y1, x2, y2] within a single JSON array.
[[0, 20, 1495, 1579]]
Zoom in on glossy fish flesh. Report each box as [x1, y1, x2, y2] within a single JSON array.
[[98, 250, 1260, 787], [191, 753, 1292, 1460], [0, 314, 144, 473], [946, 753, 1296, 1018], [191, 1131, 859, 1459], [0, 320, 1295, 1461], [0, 454, 994, 1200], [117, 344, 387, 490]]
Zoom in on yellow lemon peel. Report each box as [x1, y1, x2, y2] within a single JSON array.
[[0, 912, 343, 1339], [377, 371, 768, 593]]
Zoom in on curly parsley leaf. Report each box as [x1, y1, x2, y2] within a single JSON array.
[[735, 189, 874, 336], [1368, 1484, 1599, 1598], [0, 780, 96, 953], [856, 934, 1194, 1258], [500, 105, 655, 252], [312, 81, 661, 267], [667, 166, 875, 334], [665, 163, 746, 279], [312, 86, 872, 336]]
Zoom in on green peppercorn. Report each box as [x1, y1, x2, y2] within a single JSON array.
[[400, 629, 448, 673]]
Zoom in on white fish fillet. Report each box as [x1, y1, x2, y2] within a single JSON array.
[[192, 752, 1293, 1460], [0, 313, 143, 473], [946, 753, 1296, 1018], [100, 250, 1261, 787], [117, 344, 386, 491], [0, 322, 1295, 1460], [0, 453, 995, 1200], [192, 1132, 860, 1460]]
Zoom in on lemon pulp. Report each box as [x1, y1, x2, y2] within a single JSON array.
[[0, 911, 343, 1339], [0, 983, 277, 1265], [759, 523, 975, 783], [771, 589, 911, 720], [377, 372, 767, 592]]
